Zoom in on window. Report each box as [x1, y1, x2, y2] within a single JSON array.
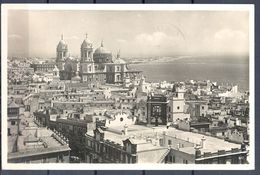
[[218, 158, 226, 164], [168, 140, 172, 145], [117, 75, 120, 81], [11, 121, 16, 125], [59, 154, 64, 163], [117, 66, 120, 71], [172, 156, 175, 163], [8, 128, 11, 136], [177, 106, 180, 110], [183, 160, 188, 164], [202, 106, 204, 110], [168, 156, 172, 163], [120, 117, 124, 122], [231, 157, 239, 164], [152, 106, 162, 116]]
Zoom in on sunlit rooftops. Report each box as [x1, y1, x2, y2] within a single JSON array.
[[8, 125, 70, 159], [87, 124, 241, 155]]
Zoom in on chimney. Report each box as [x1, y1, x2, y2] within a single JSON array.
[[177, 143, 180, 150], [153, 139, 158, 146], [195, 145, 201, 158], [124, 124, 128, 135], [201, 136, 206, 149], [241, 143, 246, 151]]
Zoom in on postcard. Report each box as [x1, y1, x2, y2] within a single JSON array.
[[1, 4, 255, 170]]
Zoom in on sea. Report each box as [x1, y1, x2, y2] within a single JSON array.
[[128, 56, 250, 92]]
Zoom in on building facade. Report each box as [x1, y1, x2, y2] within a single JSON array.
[[147, 94, 168, 126], [84, 128, 137, 163]]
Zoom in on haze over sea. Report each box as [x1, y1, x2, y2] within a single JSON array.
[[129, 56, 249, 92]]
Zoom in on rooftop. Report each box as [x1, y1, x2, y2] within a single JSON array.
[[88, 124, 241, 156], [8, 101, 20, 108], [8, 116, 70, 159], [137, 148, 169, 163]]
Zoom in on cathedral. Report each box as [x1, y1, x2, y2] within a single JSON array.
[[56, 34, 142, 87]]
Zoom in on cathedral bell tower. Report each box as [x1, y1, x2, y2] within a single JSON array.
[[56, 34, 68, 70], [80, 33, 95, 83]]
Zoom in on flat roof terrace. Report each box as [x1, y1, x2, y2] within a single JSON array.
[[93, 125, 241, 155], [8, 117, 70, 160]]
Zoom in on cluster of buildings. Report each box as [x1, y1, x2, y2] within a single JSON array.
[[7, 34, 250, 164]]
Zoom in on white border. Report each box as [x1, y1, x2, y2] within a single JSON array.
[[1, 4, 255, 170]]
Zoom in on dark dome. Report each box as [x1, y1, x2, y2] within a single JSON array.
[[94, 41, 112, 55]]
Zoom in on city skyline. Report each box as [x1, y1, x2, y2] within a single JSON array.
[[3, 5, 253, 169], [8, 10, 249, 58]]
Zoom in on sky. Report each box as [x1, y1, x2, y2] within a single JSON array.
[[7, 10, 250, 58]]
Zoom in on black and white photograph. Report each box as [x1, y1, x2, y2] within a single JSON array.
[[1, 4, 254, 170]]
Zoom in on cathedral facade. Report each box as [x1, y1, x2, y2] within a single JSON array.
[[56, 34, 141, 87]]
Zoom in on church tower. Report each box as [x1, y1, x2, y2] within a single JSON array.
[[56, 34, 68, 70], [168, 85, 187, 122], [80, 34, 95, 83], [81, 33, 94, 62]]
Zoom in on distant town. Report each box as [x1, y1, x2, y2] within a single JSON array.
[[7, 34, 250, 164]]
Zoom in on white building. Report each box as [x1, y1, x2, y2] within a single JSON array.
[[168, 87, 190, 122]]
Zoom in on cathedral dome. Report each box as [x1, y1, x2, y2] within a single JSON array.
[[57, 35, 68, 51], [81, 34, 92, 49], [113, 58, 126, 64], [113, 50, 126, 64], [94, 41, 112, 55]]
